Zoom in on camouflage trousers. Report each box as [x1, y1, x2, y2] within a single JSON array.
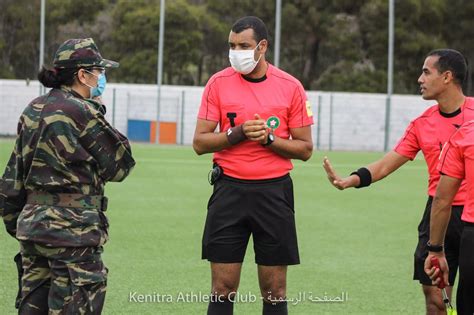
[[19, 241, 107, 315]]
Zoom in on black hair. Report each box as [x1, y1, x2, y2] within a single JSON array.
[[38, 66, 77, 88], [427, 49, 467, 86], [231, 16, 268, 43]]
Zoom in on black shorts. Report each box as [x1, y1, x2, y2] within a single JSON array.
[[413, 196, 463, 285], [202, 174, 299, 266], [457, 223, 474, 315]]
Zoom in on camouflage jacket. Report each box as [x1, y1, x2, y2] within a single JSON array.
[[0, 86, 135, 247]]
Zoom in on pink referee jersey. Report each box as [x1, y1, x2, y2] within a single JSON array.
[[394, 97, 474, 205], [198, 63, 314, 180], [438, 120, 474, 223]]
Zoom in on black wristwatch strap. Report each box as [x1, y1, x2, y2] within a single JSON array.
[[426, 241, 444, 252], [263, 133, 274, 146]]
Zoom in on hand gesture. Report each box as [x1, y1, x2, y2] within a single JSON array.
[[424, 253, 450, 287], [322, 156, 357, 190], [243, 114, 268, 143]]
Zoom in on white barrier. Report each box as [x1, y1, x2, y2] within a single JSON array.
[[0, 79, 433, 151]]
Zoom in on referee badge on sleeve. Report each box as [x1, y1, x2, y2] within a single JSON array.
[[305, 101, 313, 117]]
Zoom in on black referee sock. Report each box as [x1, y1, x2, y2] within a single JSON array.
[[262, 301, 288, 315], [207, 298, 233, 315]]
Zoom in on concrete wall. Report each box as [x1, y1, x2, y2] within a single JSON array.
[[0, 79, 434, 151]]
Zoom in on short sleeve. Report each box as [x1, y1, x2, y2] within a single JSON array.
[[288, 82, 314, 128], [198, 78, 220, 122], [393, 121, 420, 160], [437, 136, 465, 179]]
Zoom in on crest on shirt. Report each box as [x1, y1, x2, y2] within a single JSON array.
[[266, 116, 280, 130]]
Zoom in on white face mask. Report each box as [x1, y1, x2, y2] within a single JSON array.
[[229, 41, 262, 75]]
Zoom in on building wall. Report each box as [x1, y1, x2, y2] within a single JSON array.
[[0, 79, 434, 151]]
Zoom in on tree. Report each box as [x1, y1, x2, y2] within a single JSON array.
[[440, 0, 474, 95], [359, 0, 447, 94], [107, 0, 202, 84], [0, 0, 41, 79], [0, 0, 109, 80], [0, 0, 472, 95]]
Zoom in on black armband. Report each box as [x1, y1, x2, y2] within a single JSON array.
[[350, 167, 372, 188], [226, 125, 246, 145]]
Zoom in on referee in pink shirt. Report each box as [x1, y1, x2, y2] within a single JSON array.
[[193, 16, 313, 315], [323, 49, 472, 314], [425, 120, 474, 315]]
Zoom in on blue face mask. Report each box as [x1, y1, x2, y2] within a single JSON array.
[[84, 69, 106, 98], [91, 73, 106, 98]]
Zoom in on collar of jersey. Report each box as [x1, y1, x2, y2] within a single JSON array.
[[242, 74, 267, 83], [439, 107, 461, 118]]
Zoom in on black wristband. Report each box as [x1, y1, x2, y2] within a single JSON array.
[[427, 241, 444, 252], [350, 167, 372, 188], [226, 125, 246, 145]]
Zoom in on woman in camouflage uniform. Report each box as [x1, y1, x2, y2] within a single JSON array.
[[0, 38, 135, 314]]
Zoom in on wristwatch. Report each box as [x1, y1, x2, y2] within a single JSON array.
[[263, 132, 275, 146], [426, 241, 444, 252]]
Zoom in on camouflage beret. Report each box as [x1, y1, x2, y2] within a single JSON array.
[[53, 38, 119, 69]]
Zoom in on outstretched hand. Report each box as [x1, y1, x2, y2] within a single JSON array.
[[322, 156, 357, 190]]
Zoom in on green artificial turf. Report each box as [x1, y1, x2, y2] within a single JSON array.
[[1, 140, 434, 314]]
